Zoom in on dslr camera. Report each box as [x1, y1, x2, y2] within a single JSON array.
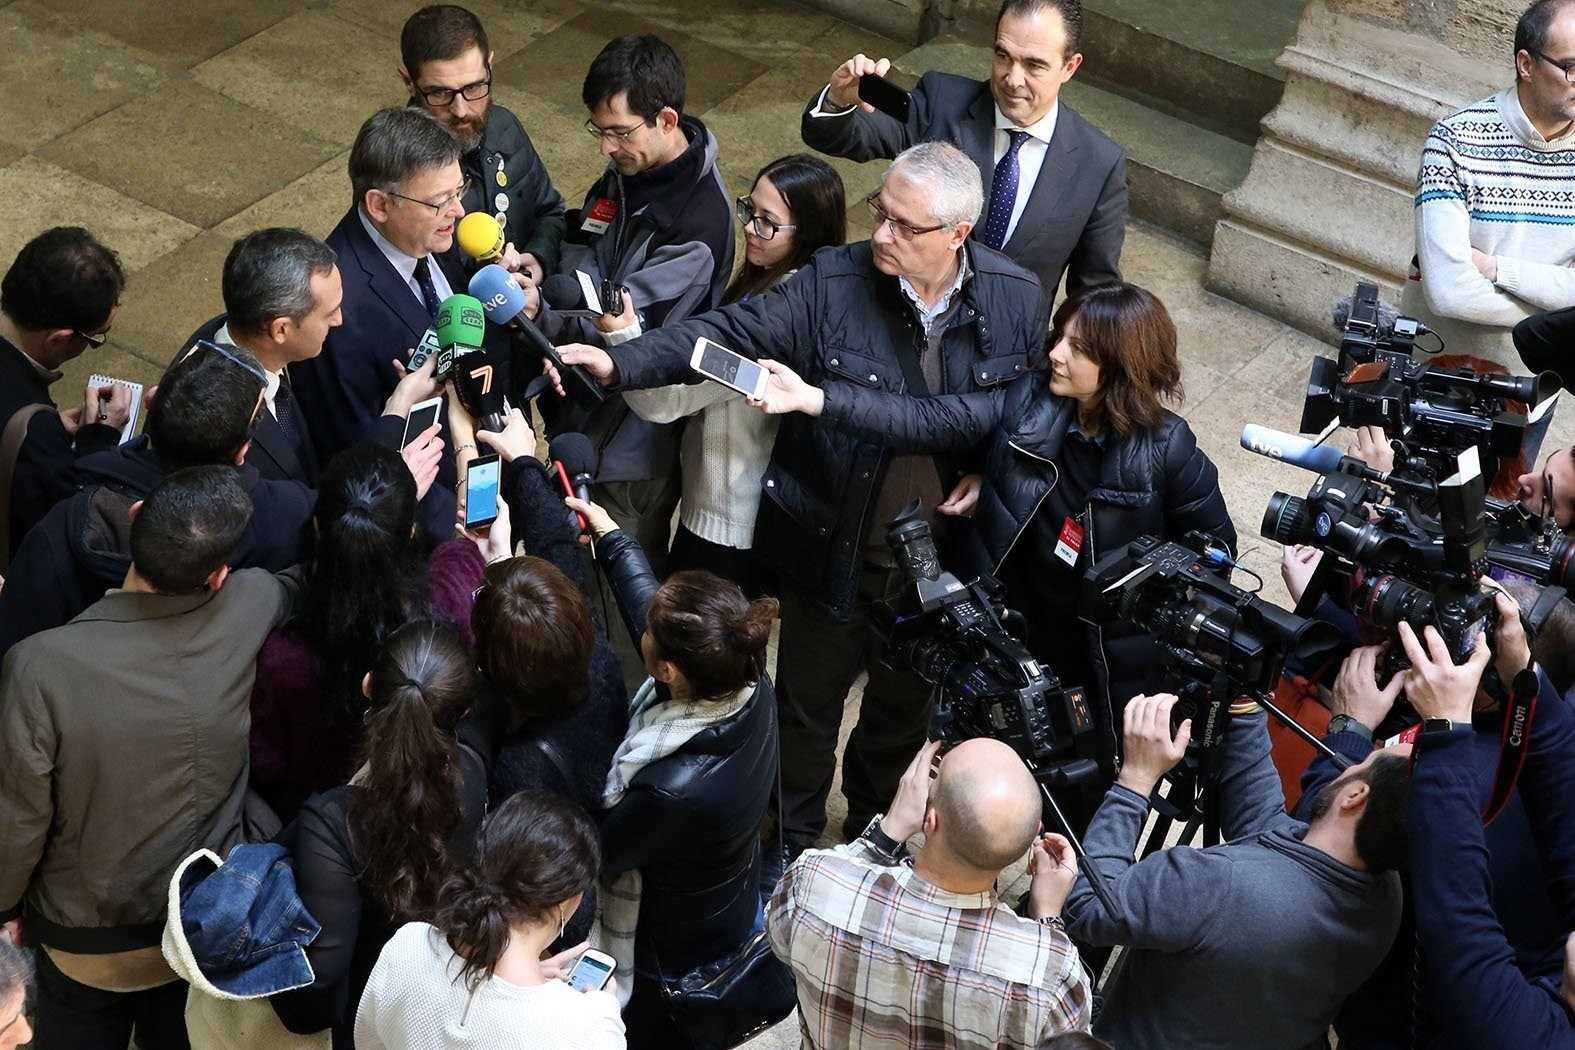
[[1299, 282, 1559, 483], [873, 504, 1101, 788]]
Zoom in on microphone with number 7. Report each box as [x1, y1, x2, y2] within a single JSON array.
[[438, 293, 508, 433], [548, 432, 597, 531], [468, 264, 606, 408]]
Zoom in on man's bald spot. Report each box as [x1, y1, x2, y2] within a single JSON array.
[[931, 739, 1042, 871]]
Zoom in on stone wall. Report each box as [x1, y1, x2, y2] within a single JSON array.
[[1205, 0, 1523, 344]]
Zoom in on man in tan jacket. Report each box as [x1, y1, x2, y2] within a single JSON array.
[[0, 465, 303, 1049]]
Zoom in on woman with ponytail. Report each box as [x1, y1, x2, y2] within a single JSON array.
[[355, 793, 623, 1049], [270, 620, 499, 1047], [250, 442, 511, 820], [563, 495, 781, 1047]]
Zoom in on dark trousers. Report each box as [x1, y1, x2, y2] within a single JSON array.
[[667, 525, 775, 599], [775, 568, 932, 845], [32, 948, 190, 1050], [1515, 305, 1575, 394]]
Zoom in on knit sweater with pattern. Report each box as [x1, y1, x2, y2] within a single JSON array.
[[1404, 86, 1575, 361]]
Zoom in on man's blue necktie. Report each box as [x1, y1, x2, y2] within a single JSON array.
[[980, 130, 1030, 251], [413, 256, 441, 319]]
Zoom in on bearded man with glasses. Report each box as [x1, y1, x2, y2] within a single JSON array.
[[556, 142, 1047, 858], [1405, 0, 1575, 366], [400, 4, 567, 286]]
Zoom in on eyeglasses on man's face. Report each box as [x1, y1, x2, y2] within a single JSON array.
[[417, 75, 492, 108], [1532, 49, 1575, 83], [75, 327, 110, 348], [584, 118, 650, 144], [735, 196, 797, 241], [864, 193, 951, 241], [386, 178, 473, 215]]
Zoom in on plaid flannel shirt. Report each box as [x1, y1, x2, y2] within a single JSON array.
[[766, 835, 1091, 1049]]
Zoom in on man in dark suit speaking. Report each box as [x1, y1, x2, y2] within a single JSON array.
[[801, 0, 1125, 308], [291, 107, 468, 462]]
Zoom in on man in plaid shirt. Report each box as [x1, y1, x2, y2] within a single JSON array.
[[767, 737, 1092, 1048]]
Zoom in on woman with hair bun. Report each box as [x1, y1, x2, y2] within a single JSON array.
[[564, 496, 781, 1047], [354, 793, 621, 1050], [270, 619, 500, 1048]]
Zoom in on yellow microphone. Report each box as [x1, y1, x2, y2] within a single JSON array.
[[457, 212, 505, 263]]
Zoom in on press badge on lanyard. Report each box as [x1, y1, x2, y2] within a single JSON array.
[[1054, 516, 1084, 568], [581, 197, 619, 235]]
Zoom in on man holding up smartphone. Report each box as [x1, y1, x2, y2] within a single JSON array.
[[802, 0, 1126, 310]]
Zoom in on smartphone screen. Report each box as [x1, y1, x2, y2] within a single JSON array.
[[695, 339, 765, 397], [401, 398, 443, 449], [464, 455, 501, 529], [566, 953, 615, 991]]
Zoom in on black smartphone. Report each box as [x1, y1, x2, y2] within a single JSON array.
[[464, 454, 501, 531], [858, 73, 911, 122]]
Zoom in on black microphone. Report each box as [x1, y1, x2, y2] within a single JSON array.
[[541, 274, 597, 316], [548, 432, 597, 505]]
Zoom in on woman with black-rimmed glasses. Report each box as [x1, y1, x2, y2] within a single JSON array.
[[623, 154, 846, 594]]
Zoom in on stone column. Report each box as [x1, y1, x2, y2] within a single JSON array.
[[1205, 0, 1518, 343]]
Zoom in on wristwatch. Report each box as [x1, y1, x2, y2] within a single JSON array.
[[1420, 717, 1466, 735], [861, 814, 908, 859], [1326, 714, 1373, 741]]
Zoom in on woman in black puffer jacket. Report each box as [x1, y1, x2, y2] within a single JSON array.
[[565, 493, 780, 1050], [758, 282, 1234, 821]]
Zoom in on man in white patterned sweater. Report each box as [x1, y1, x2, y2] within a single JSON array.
[[1405, 0, 1575, 364]]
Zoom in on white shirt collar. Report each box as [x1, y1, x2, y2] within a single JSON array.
[[993, 101, 1058, 145], [899, 249, 971, 332], [357, 207, 421, 287], [213, 321, 281, 407]]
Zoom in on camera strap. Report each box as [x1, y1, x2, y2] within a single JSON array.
[[1483, 667, 1539, 825]]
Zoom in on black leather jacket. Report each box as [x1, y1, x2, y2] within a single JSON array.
[[594, 529, 778, 975], [610, 240, 1045, 620], [818, 374, 1235, 739]]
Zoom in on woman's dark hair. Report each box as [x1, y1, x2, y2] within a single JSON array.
[[1052, 282, 1182, 437], [306, 444, 430, 722], [348, 620, 476, 923], [724, 154, 847, 304], [437, 792, 600, 987], [647, 570, 778, 699], [472, 556, 595, 721]]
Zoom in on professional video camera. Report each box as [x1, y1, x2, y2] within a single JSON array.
[[872, 504, 1101, 790], [1297, 282, 1559, 483], [1079, 530, 1342, 844], [1249, 424, 1501, 670], [1081, 531, 1341, 699], [1484, 497, 1575, 588]]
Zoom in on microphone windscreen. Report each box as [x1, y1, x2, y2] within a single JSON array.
[[457, 213, 505, 262], [1241, 424, 1346, 474], [436, 293, 486, 350], [468, 265, 528, 325], [548, 432, 598, 478], [541, 274, 588, 311], [1331, 296, 1352, 330]]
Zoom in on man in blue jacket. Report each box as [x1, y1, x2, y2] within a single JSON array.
[[1403, 591, 1575, 1048]]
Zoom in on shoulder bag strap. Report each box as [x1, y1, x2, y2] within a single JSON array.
[[0, 404, 53, 572]]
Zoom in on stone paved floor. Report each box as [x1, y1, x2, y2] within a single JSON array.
[[8, 1, 1570, 1047]]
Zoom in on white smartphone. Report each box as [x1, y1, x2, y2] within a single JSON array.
[[690, 337, 768, 399], [87, 374, 144, 444], [565, 948, 617, 992], [401, 396, 443, 448]]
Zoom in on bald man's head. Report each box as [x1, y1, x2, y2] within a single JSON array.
[[929, 739, 1042, 872]]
